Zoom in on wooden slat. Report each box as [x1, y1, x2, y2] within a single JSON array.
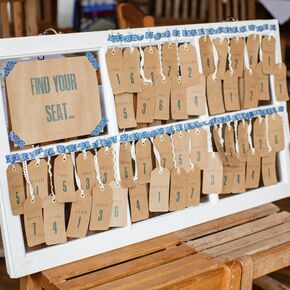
[[12, 1, 24, 37], [43, 0, 52, 23], [254, 275, 289, 290], [237, 256, 254, 290], [240, 0, 246, 20], [190, 0, 197, 19], [248, 0, 256, 19], [200, 0, 208, 20], [208, 0, 216, 23], [55, 244, 194, 290], [226, 0, 231, 18], [181, 0, 188, 19], [217, 0, 223, 22], [155, 0, 163, 17], [25, 0, 38, 35], [0, 2, 10, 38], [233, 0, 238, 19], [42, 234, 180, 284], [173, 0, 180, 18], [165, 0, 171, 18], [187, 212, 290, 251], [174, 203, 280, 242]]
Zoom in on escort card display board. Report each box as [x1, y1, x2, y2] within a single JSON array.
[[0, 19, 289, 278]]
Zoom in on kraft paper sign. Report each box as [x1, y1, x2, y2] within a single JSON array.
[[6, 56, 102, 145]]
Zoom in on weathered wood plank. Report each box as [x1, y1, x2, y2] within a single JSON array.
[[254, 275, 289, 290]]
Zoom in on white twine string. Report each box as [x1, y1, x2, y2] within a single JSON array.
[[130, 141, 138, 182], [265, 115, 272, 152], [22, 161, 35, 201], [175, 42, 181, 81], [217, 123, 225, 147], [212, 40, 219, 80], [150, 137, 163, 173], [247, 119, 255, 152], [93, 150, 104, 191], [207, 126, 214, 154], [71, 152, 85, 197], [187, 130, 195, 171], [157, 43, 166, 81], [234, 120, 240, 154], [259, 34, 263, 62], [244, 37, 252, 73], [139, 45, 153, 84], [170, 134, 180, 172], [227, 39, 234, 75], [47, 157, 56, 201], [112, 143, 120, 186]]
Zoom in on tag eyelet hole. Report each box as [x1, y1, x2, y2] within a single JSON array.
[[12, 166, 16, 172], [105, 149, 109, 155], [168, 43, 172, 49], [111, 50, 115, 55], [160, 136, 164, 142]]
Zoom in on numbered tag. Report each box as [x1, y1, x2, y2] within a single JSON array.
[[206, 75, 225, 115], [162, 42, 178, 79], [253, 117, 269, 157], [268, 114, 285, 152], [222, 166, 234, 194], [7, 164, 26, 215], [90, 184, 113, 231], [115, 93, 137, 129], [274, 63, 289, 101], [119, 143, 135, 188], [262, 36, 275, 74], [245, 150, 261, 189], [256, 62, 270, 101], [213, 38, 228, 79], [247, 35, 260, 70], [232, 163, 246, 193], [136, 139, 152, 184], [186, 167, 201, 207], [224, 125, 240, 166], [230, 37, 244, 77], [76, 151, 96, 195], [262, 151, 277, 186], [43, 197, 66, 246], [169, 168, 187, 211], [212, 126, 228, 165], [98, 147, 114, 185], [66, 191, 92, 238], [153, 135, 174, 170], [199, 36, 215, 77], [129, 183, 149, 222], [23, 196, 45, 247], [223, 71, 240, 111], [54, 154, 76, 203], [171, 78, 188, 120], [144, 46, 160, 84], [154, 76, 171, 120], [238, 121, 249, 162], [149, 167, 170, 212], [243, 69, 259, 109]]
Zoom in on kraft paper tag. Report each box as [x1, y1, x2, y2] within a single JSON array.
[[262, 151, 277, 186], [119, 143, 135, 188], [238, 121, 249, 162], [136, 139, 152, 184], [243, 69, 259, 109], [136, 82, 155, 123], [149, 167, 170, 212], [154, 76, 171, 120], [206, 75, 225, 115], [212, 126, 228, 165], [43, 196, 66, 245], [109, 181, 128, 227], [66, 191, 92, 238], [224, 125, 240, 166], [253, 117, 269, 157], [23, 196, 45, 247], [247, 35, 260, 70], [268, 114, 285, 152], [232, 163, 246, 193], [213, 38, 228, 79], [274, 63, 289, 101], [262, 36, 275, 74], [129, 183, 149, 222], [90, 184, 113, 231], [98, 147, 114, 185], [189, 128, 209, 169], [179, 44, 199, 85], [144, 46, 160, 84], [256, 62, 270, 101], [54, 154, 76, 203], [199, 36, 215, 77], [169, 168, 187, 211], [115, 93, 137, 129], [153, 135, 174, 170], [171, 78, 188, 120], [230, 37, 244, 77], [202, 153, 223, 194], [223, 71, 240, 111], [105, 48, 125, 94], [7, 164, 26, 215], [222, 166, 234, 194], [186, 73, 206, 115], [162, 42, 178, 79], [186, 167, 201, 207], [245, 150, 261, 189], [76, 151, 96, 195], [123, 47, 142, 93], [172, 131, 191, 173]]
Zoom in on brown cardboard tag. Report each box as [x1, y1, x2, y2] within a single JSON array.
[[90, 184, 113, 231], [212, 126, 228, 165], [105, 48, 125, 94], [7, 164, 26, 215], [179, 44, 199, 85], [136, 139, 152, 184], [245, 150, 261, 189], [274, 63, 289, 101], [239, 77, 245, 108], [144, 46, 160, 84], [256, 62, 270, 101], [154, 76, 171, 120], [23, 196, 45, 247], [109, 181, 128, 227], [243, 69, 259, 109], [171, 78, 188, 120], [213, 38, 228, 79], [189, 128, 209, 169], [268, 114, 285, 152], [76, 151, 96, 195], [98, 147, 114, 185], [199, 36, 215, 77], [115, 93, 137, 129], [162, 42, 178, 79], [262, 36, 275, 74], [43, 196, 67, 245], [238, 121, 249, 162], [224, 125, 240, 166], [169, 168, 187, 211], [129, 183, 149, 222], [247, 35, 260, 70], [66, 191, 92, 238], [185, 167, 201, 207], [232, 163, 246, 193], [149, 167, 170, 212], [119, 143, 135, 188], [136, 82, 155, 123], [222, 166, 234, 194], [223, 71, 241, 111], [123, 47, 142, 93], [253, 117, 270, 157], [262, 151, 277, 186], [202, 153, 223, 194], [206, 75, 225, 115], [230, 37, 244, 77], [153, 135, 174, 170], [54, 154, 76, 203], [172, 131, 191, 173], [186, 73, 206, 115]]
